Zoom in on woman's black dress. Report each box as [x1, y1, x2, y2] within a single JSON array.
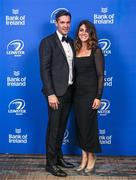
[[74, 47, 104, 152]]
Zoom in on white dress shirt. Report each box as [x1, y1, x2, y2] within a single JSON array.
[[56, 30, 73, 85]]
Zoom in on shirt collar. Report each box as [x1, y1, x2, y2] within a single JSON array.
[[56, 30, 67, 41]]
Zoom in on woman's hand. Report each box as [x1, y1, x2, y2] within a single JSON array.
[[92, 98, 101, 110]]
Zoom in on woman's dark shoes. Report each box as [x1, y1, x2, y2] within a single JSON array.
[[57, 158, 74, 168], [46, 164, 67, 177]]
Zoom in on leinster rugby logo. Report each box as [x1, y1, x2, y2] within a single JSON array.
[[63, 129, 69, 144], [98, 39, 111, 56], [98, 99, 110, 116], [50, 8, 69, 23], [6, 39, 25, 57], [8, 99, 26, 115]]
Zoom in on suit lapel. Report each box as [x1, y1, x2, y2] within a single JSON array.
[[68, 39, 75, 69], [54, 32, 75, 69], [54, 33, 67, 58], [69, 39, 74, 53]]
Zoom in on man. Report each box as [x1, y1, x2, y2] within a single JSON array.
[[39, 10, 74, 177]]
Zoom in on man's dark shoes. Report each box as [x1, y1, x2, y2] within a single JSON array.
[[46, 164, 67, 177], [57, 158, 74, 168]]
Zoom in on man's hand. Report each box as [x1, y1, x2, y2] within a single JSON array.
[[48, 95, 60, 110]]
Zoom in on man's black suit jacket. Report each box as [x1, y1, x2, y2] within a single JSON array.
[[39, 32, 74, 97]]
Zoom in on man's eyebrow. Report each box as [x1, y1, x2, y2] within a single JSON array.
[[60, 21, 70, 23]]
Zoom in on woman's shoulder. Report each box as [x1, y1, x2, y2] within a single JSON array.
[[93, 46, 102, 51], [93, 46, 103, 56]]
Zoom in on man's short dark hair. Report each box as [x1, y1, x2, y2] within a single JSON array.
[[55, 10, 71, 22]]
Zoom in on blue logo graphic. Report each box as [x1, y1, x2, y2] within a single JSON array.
[[7, 40, 24, 51], [98, 39, 111, 56], [6, 39, 25, 57], [63, 129, 69, 144], [50, 8, 69, 23], [8, 99, 26, 115], [98, 99, 110, 116]]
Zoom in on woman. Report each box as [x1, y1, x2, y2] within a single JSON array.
[[74, 20, 104, 174]]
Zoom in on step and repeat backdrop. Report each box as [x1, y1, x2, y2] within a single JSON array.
[[1, 0, 136, 155]]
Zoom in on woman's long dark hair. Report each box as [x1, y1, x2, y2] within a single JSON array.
[[75, 20, 98, 52]]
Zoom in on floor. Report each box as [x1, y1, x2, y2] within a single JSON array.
[[0, 154, 136, 179]]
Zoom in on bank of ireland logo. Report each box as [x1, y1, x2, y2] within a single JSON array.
[[9, 128, 28, 144], [6, 39, 25, 57], [50, 8, 69, 23], [101, 7, 108, 14], [6, 9, 26, 26], [8, 99, 26, 115], [99, 129, 112, 145], [63, 129, 69, 144], [14, 71, 20, 76], [15, 128, 21, 134], [98, 39, 111, 56], [12, 9, 19, 15], [93, 7, 115, 25], [98, 99, 110, 116], [7, 70, 27, 87]]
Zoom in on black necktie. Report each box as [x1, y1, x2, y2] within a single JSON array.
[[62, 36, 69, 43]]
